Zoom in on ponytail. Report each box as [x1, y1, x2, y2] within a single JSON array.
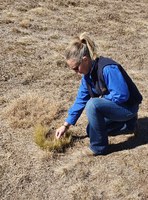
[[79, 32, 97, 60], [65, 32, 97, 62]]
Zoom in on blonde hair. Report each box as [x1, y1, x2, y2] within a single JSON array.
[[65, 32, 97, 62]]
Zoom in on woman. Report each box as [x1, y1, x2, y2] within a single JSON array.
[[55, 33, 142, 156]]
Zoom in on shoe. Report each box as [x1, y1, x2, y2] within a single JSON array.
[[118, 115, 139, 135], [81, 147, 97, 157], [81, 147, 108, 156], [133, 121, 139, 137], [126, 114, 138, 131], [125, 117, 139, 136]]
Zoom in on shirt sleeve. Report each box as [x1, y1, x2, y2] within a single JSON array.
[[103, 65, 129, 104], [65, 76, 90, 125]]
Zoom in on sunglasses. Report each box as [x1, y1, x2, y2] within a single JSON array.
[[72, 62, 81, 71]]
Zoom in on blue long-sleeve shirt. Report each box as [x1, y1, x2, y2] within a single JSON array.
[[65, 64, 129, 125]]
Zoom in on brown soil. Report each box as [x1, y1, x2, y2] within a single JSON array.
[[0, 0, 148, 199]]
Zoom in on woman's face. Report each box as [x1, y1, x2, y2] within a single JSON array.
[[67, 56, 92, 75]]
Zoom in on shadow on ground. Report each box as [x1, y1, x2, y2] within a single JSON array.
[[72, 117, 148, 154], [109, 117, 148, 153]]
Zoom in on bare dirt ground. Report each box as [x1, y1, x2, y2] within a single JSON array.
[[0, 0, 148, 199]]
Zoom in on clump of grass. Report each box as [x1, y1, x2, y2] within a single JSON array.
[[34, 124, 72, 152], [0, 97, 7, 105], [17, 36, 37, 45], [19, 19, 31, 28], [28, 7, 50, 16], [2, 93, 61, 129]]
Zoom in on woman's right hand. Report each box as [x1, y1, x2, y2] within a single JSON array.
[[55, 125, 68, 139]]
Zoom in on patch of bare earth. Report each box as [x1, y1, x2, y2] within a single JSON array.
[[0, 0, 148, 199]]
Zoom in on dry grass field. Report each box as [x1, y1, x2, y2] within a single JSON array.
[[0, 0, 148, 199]]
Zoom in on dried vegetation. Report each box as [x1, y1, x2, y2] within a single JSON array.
[[2, 93, 61, 128], [0, 0, 148, 199], [34, 124, 72, 152]]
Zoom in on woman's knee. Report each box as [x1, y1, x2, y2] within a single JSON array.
[[86, 98, 102, 114]]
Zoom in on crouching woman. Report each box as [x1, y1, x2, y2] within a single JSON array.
[[55, 33, 142, 156]]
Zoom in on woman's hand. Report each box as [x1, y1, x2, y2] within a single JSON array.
[[55, 124, 70, 139]]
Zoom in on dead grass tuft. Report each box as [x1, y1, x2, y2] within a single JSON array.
[[34, 124, 72, 152], [28, 7, 50, 16], [19, 19, 31, 28], [17, 36, 37, 45], [2, 93, 61, 129], [0, 97, 7, 105]]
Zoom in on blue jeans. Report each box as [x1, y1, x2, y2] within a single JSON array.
[[85, 98, 139, 155]]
